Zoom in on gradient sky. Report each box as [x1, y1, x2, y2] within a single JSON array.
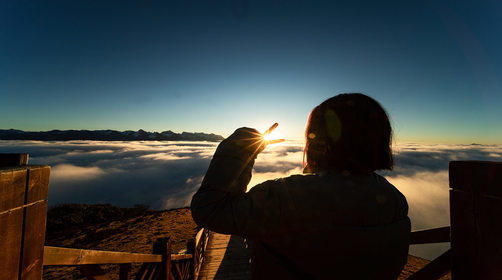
[[1, 0, 501, 143]]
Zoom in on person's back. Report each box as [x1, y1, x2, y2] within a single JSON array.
[[245, 172, 409, 279], [191, 93, 410, 279]]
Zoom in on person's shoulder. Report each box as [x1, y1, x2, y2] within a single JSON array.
[[373, 172, 409, 212], [250, 173, 317, 191], [277, 173, 317, 182], [372, 172, 398, 190], [276, 172, 327, 189]]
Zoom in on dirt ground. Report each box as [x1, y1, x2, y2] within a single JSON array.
[[43, 207, 198, 280]]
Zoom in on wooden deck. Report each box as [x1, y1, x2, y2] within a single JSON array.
[[197, 232, 251, 280]]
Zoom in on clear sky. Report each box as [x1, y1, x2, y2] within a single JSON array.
[[1, 0, 501, 144]]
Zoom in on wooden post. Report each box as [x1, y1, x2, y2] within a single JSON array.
[[0, 167, 26, 280], [449, 161, 502, 280], [0, 154, 50, 280], [21, 166, 50, 280], [153, 237, 172, 280], [0, 153, 28, 167], [187, 239, 195, 280]]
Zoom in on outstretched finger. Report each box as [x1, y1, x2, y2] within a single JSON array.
[[266, 138, 286, 145], [263, 123, 278, 136]]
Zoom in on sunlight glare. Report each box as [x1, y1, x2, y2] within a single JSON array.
[[263, 130, 282, 142]]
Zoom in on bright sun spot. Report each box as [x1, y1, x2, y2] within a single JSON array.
[[263, 130, 282, 142]]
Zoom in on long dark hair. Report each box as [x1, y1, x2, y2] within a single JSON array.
[[303, 93, 393, 174]]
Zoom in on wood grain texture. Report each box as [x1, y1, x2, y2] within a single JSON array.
[[197, 232, 250, 280], [20, 201, 47, 280], [171, 254, 193, 261], [0, 208, 24, 280], [0, 168, 27, 213], [43, 246, 162, 265], [26, 166, 50, 203], [192, 228, 209, 280], [153, 237, 172, 280]]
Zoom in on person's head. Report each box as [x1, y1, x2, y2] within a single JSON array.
[[303, 93, 393, 174]]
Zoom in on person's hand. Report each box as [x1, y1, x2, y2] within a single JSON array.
[[262, 123, 286, 146], [221, 123, 285, 158]]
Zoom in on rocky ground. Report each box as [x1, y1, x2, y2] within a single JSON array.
[[43, 204, 450, 279]]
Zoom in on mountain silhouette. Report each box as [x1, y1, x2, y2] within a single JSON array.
[[0, 129, 224, 142]]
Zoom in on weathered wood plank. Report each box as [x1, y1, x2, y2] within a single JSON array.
[[198, 232, 250, 280], [0, 154, 29, 167], [26, 166, 50, 203], [20, 200, 47, 280], [195, 228, 204, 247], [0, 168, 27, 213], [192, 228, 209, 280], [409, 226, 450, 244], [171, 254, 193, 261], [43, 246, 162, 265], [153, 237, 172, 280], [0, 208, 24, 280]]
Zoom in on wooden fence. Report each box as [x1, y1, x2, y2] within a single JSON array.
[[187, 228, 210, 280], [41, 229, 209, 280]]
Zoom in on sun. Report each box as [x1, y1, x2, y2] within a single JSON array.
[[263, 129, 282, 142]]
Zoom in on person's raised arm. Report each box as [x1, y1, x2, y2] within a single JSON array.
[[190, 124, 284, 237]]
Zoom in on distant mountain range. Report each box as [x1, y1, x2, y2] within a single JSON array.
[[0, 129, 224, 142]]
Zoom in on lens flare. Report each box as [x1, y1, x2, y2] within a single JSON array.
[[262, 123, 285, 145], [263, 130, 281, 142]]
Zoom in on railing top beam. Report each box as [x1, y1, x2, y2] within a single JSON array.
[[43, 246, 193, 266]]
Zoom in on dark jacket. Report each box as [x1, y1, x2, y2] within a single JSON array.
[[191, 128, 410, 279]]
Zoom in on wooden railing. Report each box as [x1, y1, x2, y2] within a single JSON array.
[[408, 226, 451, 280], [187, 228, 210, 280], [43, 238, 190, 280], [42, 230, 211, 280]]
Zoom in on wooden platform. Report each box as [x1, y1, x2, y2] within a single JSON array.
[[197, 233, 251, 280]]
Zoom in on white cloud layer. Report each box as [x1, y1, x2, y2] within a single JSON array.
[[1, 140, 501, 259], [51, 164, 106, 181]]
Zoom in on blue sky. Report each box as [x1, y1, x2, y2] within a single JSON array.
[[1, 0, 501, 143]]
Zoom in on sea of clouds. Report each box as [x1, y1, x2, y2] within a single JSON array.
[[1, 140, 501, 259]]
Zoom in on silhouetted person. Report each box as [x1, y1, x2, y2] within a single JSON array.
[[191, 93, 410, 279]]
